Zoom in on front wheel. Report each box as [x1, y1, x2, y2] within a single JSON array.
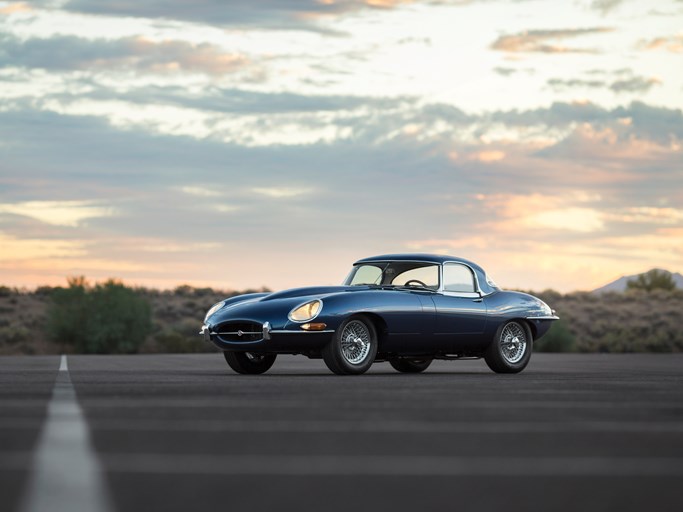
[[390, 358, 432, 373], [322, 315, 377, 375], [224, 351, 276, 374], [484, 321, 532, 374]]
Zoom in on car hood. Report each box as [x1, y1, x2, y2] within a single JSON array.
[[260, 286, 359, 302], [206, 286, 367, 328]]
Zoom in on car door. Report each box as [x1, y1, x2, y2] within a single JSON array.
[[431, 263, 487, 347]]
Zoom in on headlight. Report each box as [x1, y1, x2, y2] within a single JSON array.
[[204, 301, 225, 321], [539, 301, 552, 315], [288, 299, 322, 322]]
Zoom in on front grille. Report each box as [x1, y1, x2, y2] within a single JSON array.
[[216, 321, 263, 343]]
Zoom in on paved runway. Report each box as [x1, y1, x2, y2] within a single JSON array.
[[2, 353, 683, 512]]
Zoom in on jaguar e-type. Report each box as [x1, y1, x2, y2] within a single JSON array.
[[200, 254, 558, 375]]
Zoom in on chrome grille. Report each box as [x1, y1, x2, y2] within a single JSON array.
[[216, 321, 263, 343]]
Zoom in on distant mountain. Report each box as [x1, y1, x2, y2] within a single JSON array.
[[593, 269, 683, 294]]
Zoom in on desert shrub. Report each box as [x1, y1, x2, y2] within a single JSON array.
[[0, 325, 30, 345], [47, 277, 152, 353], [627, 269, 677, 292], [153, 318, 211, 353], [534, 318, 575, 352]]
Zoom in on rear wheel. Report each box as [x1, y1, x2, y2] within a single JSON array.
[[389, 358, 432, 373], [224, 351, 276, 374], [322, 315, 377, 375], [484, 321, 532, 374]]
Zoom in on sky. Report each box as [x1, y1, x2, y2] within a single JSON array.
[[0, 0, 682, 293]]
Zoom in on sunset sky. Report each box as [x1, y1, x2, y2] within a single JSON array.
[[1, 0, 682, 292]]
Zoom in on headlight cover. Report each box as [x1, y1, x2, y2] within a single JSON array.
[[204, 300, 226, 321], [288, 299, 322, 323]]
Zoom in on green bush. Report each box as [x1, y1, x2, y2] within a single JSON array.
[[534, 318, 576, 352], [47, 277, 152, 353]]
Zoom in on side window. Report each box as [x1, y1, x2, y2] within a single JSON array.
[[391, 265, 439, 289], [443, 263, 476, 293], [349, 265, 382, 285]]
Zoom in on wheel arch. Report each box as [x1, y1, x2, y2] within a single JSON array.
[[354, 312, 388, 349], [519, 318, 537, 340]]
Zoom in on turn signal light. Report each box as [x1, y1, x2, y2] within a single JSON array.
[[301, 322, 327, 331]]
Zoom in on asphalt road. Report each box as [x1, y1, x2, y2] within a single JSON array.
[[2, 353, 683, 512]]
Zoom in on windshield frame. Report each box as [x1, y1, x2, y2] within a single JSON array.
[[344, 260, 441, 290], [344, 259, 498, 297]]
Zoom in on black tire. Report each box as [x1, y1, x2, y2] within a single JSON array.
[[322, 315, 377, 375], [224, 351, 276, 374], [484, 320, 532, 374], [389, 358, 433, 373]]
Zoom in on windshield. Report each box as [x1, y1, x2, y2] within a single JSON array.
[[344, 261, 440, 290]]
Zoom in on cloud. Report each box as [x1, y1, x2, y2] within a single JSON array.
[[0, 34, 250, 76], [0, 200, 114, 226], [0, 2, 33, 14], [252, 187, 314, 198], [547, 75, 661, 94], [639, 35, 683, 53], [490, 101, 683, 144], [491, 28, 613, 54], [590, 0, 623, 14], [609, 76, 661, 93], [1, 95, 681, 291], [547, 78, 606, 89], [22, 0, 428, 31]]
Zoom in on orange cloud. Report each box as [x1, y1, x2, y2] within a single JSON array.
[[0, 2, 32, 14], [491, 28, 613, 54], [126, 38, 249, 75], [470, 150, 505, 162], [641, 35, 683, 54]]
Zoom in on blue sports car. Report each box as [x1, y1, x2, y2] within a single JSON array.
[[200, 254, 558, 375]]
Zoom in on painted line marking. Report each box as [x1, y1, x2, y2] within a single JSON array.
[[18, 355, 113, 512]]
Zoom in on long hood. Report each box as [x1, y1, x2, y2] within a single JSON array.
[[206, 286, 365, 328], [260, 286, 357, 302]]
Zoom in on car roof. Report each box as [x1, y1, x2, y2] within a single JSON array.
[[354, 253, 484, 271]]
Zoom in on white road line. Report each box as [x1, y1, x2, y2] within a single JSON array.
[[18, 355, 114, 512]]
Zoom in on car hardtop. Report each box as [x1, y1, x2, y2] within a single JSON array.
[[354, 253, 484, 272], [353, 253, 498, 295]]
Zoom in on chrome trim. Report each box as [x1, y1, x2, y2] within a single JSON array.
[[263, 321, 271, 341], [200, 324, 212, 342], [439, 261, 488, 296], [270, 329, 335, 334], [287, 299, 323, 323], [217, 331, 261, 335], [441, 291, 481, 299], [526, 315, 560, 321]]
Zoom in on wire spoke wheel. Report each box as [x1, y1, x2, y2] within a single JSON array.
[[340, 320, 371, 364], [484, 320, 533, 374], [322, 315, 377, 375], [499, 322, 527, 364]]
